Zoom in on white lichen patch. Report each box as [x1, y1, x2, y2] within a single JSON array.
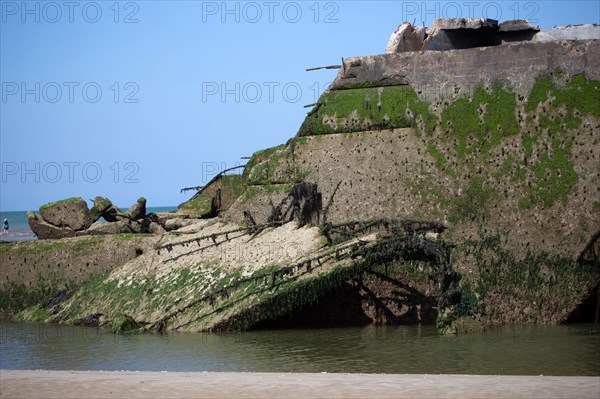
[[340, 110, 361, 130], [322, 113, 338, 130]]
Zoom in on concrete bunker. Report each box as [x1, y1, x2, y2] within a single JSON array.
[[385, 18, 598, 54]]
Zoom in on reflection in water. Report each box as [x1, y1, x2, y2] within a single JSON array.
[[1, 321, 598, 375]]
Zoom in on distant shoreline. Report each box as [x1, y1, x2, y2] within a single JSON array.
[[1, 370, 599, 399]]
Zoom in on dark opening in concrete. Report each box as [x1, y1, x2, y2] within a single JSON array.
[[500, 30, 538, 43], [251, 282, 372, 329], [444, 28, 502, 49], [563, 281, 600, 324]]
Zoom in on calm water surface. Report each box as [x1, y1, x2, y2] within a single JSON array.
[[1, 321, 598, 375]]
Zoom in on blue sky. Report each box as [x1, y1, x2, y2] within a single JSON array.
[[1, 0, 599, 211]]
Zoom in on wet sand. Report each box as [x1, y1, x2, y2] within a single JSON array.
[[1, 370, 598, 399]]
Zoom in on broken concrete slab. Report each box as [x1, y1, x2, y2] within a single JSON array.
[[84, 220, 133, 235], [148, 222, 167, 235], [499, 20, 540, 43], [385, 22, 426, 53], [163, 217, 198, 231], [431, 18, 498, 30], [387, 19, 596, 52], [90, 196, 113, 222], [125, 197, 147, 220], [39, 197, 94, 231], [28, 211, 77, 239], [422, 18, 500, 51], [532, 24, 600, 42], [499, 20, 540, 32]]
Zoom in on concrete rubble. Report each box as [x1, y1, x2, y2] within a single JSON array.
[[27, 196, 188, 239], [385, 18, 598, 53]]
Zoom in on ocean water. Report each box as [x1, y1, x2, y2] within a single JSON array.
[[1, 321, 598, 375], [0, 206, 177, 242], [0, 211, 33, 242]]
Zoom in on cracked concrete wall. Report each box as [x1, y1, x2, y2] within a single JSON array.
[[333, 40, 600, 101]]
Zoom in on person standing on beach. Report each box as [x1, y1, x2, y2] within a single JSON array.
[[3, 219, 8, 235]]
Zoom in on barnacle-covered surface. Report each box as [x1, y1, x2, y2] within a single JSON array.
[[11, 39, 600, 333]]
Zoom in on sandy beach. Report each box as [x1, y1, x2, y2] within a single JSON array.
[[1, 370, 598, 399]]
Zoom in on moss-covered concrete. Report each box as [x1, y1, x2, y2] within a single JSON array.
[[0, 234, 158, 314], [38, 197, 85, 213], [243, 144, 308, 185], [223, 64, 599, 328], [8, 40, 600, 333], [26, 222, 465, 333], [296, 72, 598, 214], [179, 175, 246, 218], [298, 86, 437, 137], [457, 232, 599, 325]]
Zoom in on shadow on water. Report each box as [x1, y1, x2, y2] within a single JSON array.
[[1, 320, 598, 375]]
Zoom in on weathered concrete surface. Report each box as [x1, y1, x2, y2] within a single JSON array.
[[499, 20, 539, 43], [90, 196, 112, 221], [332, 40, 600, 99], [421, 19, 500, 51], [125, 197, 146, 220], [148, 221, 166, 234], [0, 234, 158, 313], [10, 28, 600, 331], [163, 217, 197, 231], [499, 20, 539, 32], [226, 185, 295, 226], [38, 197, 94, 231], [431, 18, 498, 30], [533, 24, 600, 42], [84, 221, 134, 235], [27, 212, 76, 240], [179, 175, 245, 218], [101, 203, 123, 222], [46, 221, 329, 331], [385, 22, 426, 53], [222, 38, 600, 326], [30, 196, 167, 239], [231, 128, 600, 259], [383, 19, 597, 53], [1, 371, 598, 399]]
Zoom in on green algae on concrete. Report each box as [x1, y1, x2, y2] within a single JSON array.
[[1, 234, 157, 316], [111, 313, 144, 334], [518, 73, 600, 208], [15, 305, 53, 323], [179, 174, 247, 218], [243, 144, 286, 177], [244, 144, 308, 185], [413, 73, 597, 212], [179, 194, 213, 217], [441, 84, 519, 157], [39, 197, 86, 213], [232, 70, 597, 228], [72, 236, 106, 252], [297, 86, 437, 137], [449, 178, 498, 223], [7, 50, 600, 336], [1, 282, 59, 315], [526, 73, 600, 118], [460, 232, 599, 325], [34, 221, 474, 335]]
